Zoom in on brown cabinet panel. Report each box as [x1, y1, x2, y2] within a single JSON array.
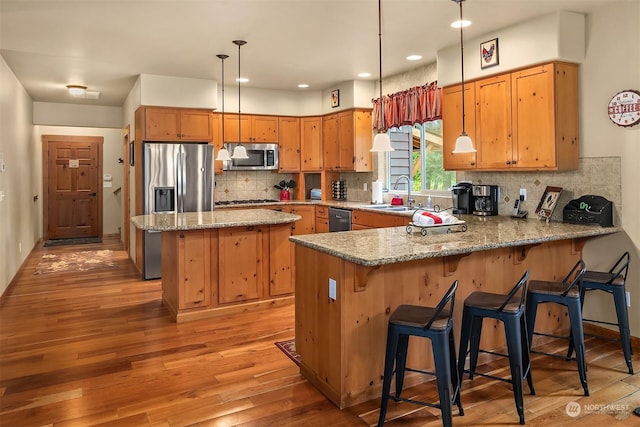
[[278, 117, 301, 172], [352, 210, 408, 228], [322, 114, 339, 170], [281, 205, 315, 235], [179, 230, 212, 309], [443, 85, 477, 170], [218, 226, 264, 304], [475, 73, 512, 169], [142, 107, 212, 141], [323, 110, 372, 171], [269, 225, 295, 296], [301, 117, 323, 171], [179, 110, 213, 141], [223, 113, 251, 142], [223, 114, 278, 143]]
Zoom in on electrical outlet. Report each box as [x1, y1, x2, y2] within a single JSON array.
[[626, 291, 631, 307], [519, 188, 527, 201], [329, 278, 337, 300]]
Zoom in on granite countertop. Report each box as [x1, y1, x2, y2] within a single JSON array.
[[130, 209, 301, 231], [289, 215, 620, 267]]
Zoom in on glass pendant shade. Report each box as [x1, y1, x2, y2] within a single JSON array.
[[452, 132, 476, 153], [371, 132, 393, 152], [231, 144, 249, 159], [216, 146, 231, 161]]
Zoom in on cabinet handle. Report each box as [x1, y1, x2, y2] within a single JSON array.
[[506, 161, 511, 165], [470, 162, 475, 166], [512, 160, 517, 165]]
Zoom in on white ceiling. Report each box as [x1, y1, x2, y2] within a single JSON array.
[[0, 0, 617, 107]]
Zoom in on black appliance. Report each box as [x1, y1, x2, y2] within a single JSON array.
[[451, 182, 474, 214], [328, 207, 352, 232], [472, 185, 499, 216], [563, 195, 613, 227]]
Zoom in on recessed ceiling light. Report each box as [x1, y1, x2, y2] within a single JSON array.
[[236, 77, 249, 83], [358, 72, 371, 78], [66, 84, 87, 96], [406, 55, 422, 61], [451, 19, 471, 28], [298, 83, 309, 88]]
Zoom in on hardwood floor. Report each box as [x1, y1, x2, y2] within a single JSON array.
[[1, 236, 638, 426]]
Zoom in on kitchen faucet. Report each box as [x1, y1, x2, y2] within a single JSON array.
[[393, 175, 414, 207]]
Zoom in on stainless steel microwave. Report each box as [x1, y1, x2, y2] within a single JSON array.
[[222, 143, 279, 171]]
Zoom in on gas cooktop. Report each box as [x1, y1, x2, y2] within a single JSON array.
[[215, 199, 279, 206]]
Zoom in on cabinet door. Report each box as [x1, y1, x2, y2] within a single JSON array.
[[269, 225, 295, 296], [322, 114, 339, 170], [223, 114, 251, 142], [218, 227, 263, 303], [352, 211, 407, 228], [251, 115, 279, 142], [511, 64, 557, 169], [442, 85, 477, 170], [337, 111, 356, 170], [179, 231, 211, 309], [301, 117, 323, 171], [145, 108, 180, 140], [475, 74, 512, 169], [278, 117, 301, 172], [353, 110, 373, 172], [289, 205, 316, 235], [179, 110, 213, 141]]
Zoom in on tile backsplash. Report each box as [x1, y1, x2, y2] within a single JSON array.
[[215, 171, 294, 202]]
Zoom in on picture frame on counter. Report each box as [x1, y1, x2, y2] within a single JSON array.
[[331, 89, 340, 108], [535, 186, 562, 220], [480, 38, 499, 69]]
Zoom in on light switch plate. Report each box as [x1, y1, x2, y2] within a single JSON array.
[[329, 278, 337, 300]]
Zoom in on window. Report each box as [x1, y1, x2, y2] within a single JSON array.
[[386, 120, 455, 193]]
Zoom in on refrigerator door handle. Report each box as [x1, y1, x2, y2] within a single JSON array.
[[176, 151, 184, 212]]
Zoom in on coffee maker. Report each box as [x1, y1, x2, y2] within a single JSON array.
[[451, 182, 474, 214], [472, 185, 499, 216]]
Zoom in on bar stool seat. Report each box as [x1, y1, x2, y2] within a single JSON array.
[[458, 271, 534, 425], [378, 280, 463, 427], [526, 260, 589, 396], [578, 252, 633, 374]]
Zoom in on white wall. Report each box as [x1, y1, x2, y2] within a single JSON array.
[[34, 102, 123, 128], [0, 56, 39, 296]]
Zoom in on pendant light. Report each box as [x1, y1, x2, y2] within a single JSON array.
[[231, 39, 249, 159], [451, 0, 476, 154], [370, 0, 394, 152], [215, 54, 232, 162]]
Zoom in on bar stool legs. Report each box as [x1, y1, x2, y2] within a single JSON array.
[[378, 280, 462, 427]]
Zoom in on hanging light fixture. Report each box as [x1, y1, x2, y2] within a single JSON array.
[[370, 0, 394, 152], [231, 39, 249, 159], [451, 0, 476, 154], [215, 54, 232, 162]]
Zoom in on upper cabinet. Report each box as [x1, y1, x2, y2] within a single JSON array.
[[300, 116, 323, 171], [443, 61, 579, 171], [278, 116, 301, 172], [140, 107, 213, 142], [223, 114, 278, 142], [322, 109, 372, 172]]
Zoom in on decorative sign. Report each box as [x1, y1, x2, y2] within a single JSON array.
[[480, 38, 499, 69], [69, 159, 79, 168], [607, 89, 640, 127]]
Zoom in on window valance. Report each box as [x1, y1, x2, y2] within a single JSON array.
[[372, 81, 442, 131]]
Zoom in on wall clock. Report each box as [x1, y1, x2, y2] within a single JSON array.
[[607, 89, 640, 127]]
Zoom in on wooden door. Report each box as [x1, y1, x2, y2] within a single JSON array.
[[278, 117, 301, 172], [322, 114, 339, 170], [300, 117, 323, 171], [218, 226, 264, 304], [145, 107, 180, 140], [251, 115, 278, 142], [223, 114, 251, 142], [43, 135, 103, 240], [179, 109, 212, 141], [442, 84, 477, 170], [475, 73, 512, 169]]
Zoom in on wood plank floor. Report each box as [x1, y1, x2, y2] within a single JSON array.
[[1, 236, 638, 426]]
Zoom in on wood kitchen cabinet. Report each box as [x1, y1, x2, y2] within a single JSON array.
[[323, 109, 373, 171], [278, 116, 301, 172], [223, 114, 278, 142], [139, 107, 213, 141], [352, 210, 408, 229], [315, 206, 329, 233], [211, 113, 224, 174], [442, 61, 578, 171], [443, 84, 477, 170], [269, 225, 295, 296], [300, 116, 323, 171], [218, 226, 265, 304], [280, 205, 315, 235]]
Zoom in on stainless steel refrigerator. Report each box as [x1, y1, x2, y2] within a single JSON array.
[[143, 142, 214, 279]]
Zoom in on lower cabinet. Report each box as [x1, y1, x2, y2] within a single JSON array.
[[218, 226, 265, 304], [315, 206, 329, 233], [352, 210, 409, 229]]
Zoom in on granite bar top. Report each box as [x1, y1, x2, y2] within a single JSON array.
[[289, 215, 620, 267], [131, 209, 301, 231]]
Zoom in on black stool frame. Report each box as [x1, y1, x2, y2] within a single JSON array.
[[378, 280, 463, 427]]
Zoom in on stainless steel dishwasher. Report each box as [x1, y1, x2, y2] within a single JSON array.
[[328, 207, 352, 232]]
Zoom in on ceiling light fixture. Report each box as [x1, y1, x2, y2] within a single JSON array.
[[298, 83, 309, 88], [406, 55, 422, 61], [66, 84, 87, 96], [370, 0, 394, 153], [231, 40, 248, 160], [215, 54, 231, 162], [451, 0, 476, 154], [358, 72, 371, 78]]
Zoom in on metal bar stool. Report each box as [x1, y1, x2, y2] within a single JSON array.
[[457, 271, 534, 426], [378, 280, 463, 427], [525, 259, 589, 396], [572, 252, 633, 374]]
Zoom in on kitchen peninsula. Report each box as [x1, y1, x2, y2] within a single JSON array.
[[289, 216, 620, 408], [131, 209, 300, 322]]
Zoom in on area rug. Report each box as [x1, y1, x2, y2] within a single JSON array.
[[34, 250, 117, 275], [275, 339, 301, 366], [43, 237, 102, 247]]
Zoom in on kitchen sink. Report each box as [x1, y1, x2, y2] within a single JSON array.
[[361, 204, 412, 212]]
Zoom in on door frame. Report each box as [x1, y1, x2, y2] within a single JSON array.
[[122, 126, 131, 253], [42, 134, 104, 241]]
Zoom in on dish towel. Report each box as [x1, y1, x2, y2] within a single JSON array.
[[412, 211, 457, 226]]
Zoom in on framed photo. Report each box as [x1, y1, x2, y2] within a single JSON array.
[[535, 186, 563, 219], [331, 89, 340, 108], [480, 38, 499, 69], [129, 141, 135, 166]]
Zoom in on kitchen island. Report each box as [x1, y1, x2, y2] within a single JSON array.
[[289, 216, 620, 408], [131, 209, 300, 322]]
